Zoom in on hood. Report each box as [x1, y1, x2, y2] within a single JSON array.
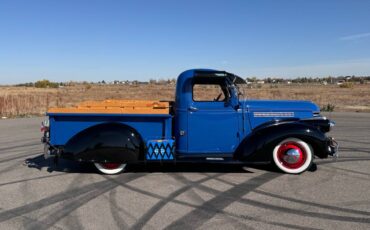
[[242, 99, 320, 129], [242, 99, 320, 113]]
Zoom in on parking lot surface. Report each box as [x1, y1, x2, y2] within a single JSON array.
[[0, 112, 369, 229]]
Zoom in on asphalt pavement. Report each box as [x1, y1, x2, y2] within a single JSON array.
[[0, 112, 369, 230]]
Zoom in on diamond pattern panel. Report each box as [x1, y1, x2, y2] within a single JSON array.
[[146, 140, 175, 161]]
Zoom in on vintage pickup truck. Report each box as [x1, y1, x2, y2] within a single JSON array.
[[41, 69, 338, 174]]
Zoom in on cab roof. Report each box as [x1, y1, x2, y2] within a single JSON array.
[[177, 69, 246, 85]]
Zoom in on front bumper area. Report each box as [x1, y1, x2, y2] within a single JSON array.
[[327, 137, 339, 157]]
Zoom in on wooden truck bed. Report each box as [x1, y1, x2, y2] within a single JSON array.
[[48, 99, 170, 114]]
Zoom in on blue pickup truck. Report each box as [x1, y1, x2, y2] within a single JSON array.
[[41, 69, 338, 174]]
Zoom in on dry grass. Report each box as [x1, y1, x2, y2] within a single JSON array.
[[247, 83, 370, 112], [0, 83, 369, 117]]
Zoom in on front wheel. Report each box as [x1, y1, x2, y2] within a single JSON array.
[[272, 138, 313, 174], [94, 163, 127, 174]]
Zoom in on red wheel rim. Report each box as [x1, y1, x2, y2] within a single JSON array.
[[100, 163, 121, 170], [277, 142, 307, 169]]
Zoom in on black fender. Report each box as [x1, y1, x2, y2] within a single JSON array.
[[234, 119, 331, 162], [62, 123, 144, 163]]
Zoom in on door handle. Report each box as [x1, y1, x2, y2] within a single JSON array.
[[188, 106, 198, 112]]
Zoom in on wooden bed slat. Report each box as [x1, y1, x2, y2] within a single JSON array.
[[48, 99, 170, 114]]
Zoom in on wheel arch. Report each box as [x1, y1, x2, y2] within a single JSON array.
[[234, 120, 329, 162], [62, 122, 145, 163]]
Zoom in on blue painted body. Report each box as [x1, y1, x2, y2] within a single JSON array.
[[48, 69, 323, 162], [245, 99, 318, 128], [173, 69, 319, 159], [48, 113, 172, 146]]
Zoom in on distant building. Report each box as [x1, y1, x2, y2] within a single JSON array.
[[336, 80, 345, 85]]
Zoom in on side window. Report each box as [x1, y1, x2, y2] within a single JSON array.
[[193, 83, 228, 102]]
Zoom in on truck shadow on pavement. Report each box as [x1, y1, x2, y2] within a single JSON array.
[[22, 153, 327, 175], [24, 154, 344, 174], [24, 154, 284, 174]]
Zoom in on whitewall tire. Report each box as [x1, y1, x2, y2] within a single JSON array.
[[94, 163, 127, 175], [272, 138, 313, 174]]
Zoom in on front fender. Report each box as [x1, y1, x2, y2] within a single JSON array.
[[234, 120, 330, 162], [62, 123, 144, 163]]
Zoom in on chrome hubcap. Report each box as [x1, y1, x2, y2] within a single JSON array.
[[283, 149, 301, 164], [277, 141, 307, 169]]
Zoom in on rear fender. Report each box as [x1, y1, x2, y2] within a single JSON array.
[[62, 123, 144, 163], [234, 120, 329, 162]]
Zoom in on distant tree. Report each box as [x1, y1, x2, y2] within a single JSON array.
[[35, 79, 59, 88], [15, 82, 34, 87], [157, 78, 166, 85], [246, 77, 257, 83]]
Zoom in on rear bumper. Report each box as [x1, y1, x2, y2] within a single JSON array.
[[42, 140, 52, 159], [41, 136, 59, 159]]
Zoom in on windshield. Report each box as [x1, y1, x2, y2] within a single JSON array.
[[193, 70, 248, 101], [227, 75, 247, 100]]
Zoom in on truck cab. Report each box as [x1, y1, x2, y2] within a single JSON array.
[[42, 69, 338, 174], [175, 70, 247, 158]]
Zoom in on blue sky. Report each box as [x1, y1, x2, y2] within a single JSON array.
[[1, 0, 370, 84]]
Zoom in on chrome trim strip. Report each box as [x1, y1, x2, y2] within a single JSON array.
[[206, 157, 224, 161], [253, 112, 295, 117]]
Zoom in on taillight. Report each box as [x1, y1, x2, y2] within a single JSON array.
[[41, 120, 50, 132]]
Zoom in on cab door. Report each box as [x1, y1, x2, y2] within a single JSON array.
[[186, 79, 241, 155]]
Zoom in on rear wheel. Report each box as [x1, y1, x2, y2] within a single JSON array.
[[272, 138, 313, 174], [94, 163, 127, 174]]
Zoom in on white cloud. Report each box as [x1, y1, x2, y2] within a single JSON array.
[[340, 32, 370, 41]]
